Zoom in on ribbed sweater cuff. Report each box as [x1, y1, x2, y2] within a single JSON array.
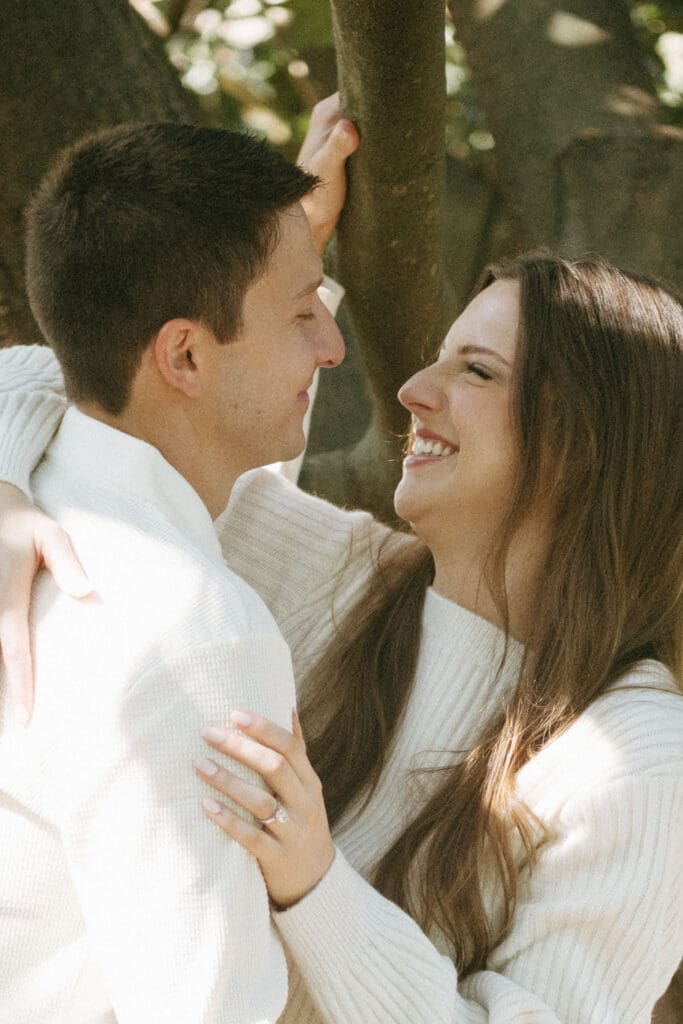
[[0, 344, 67, 499], [0, 392, 67, 499], [273, 848, 457, 1023]]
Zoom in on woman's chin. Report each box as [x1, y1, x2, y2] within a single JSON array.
[[393, 480, 424, 528]]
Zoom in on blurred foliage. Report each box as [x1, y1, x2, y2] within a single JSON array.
[[141, 0, 683, 164], [631, 1, 683, 119]]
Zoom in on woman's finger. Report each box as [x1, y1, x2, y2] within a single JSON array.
[[194, 757, 280, 824], [229, 710, 316, 783], [0, 603, 34, 725], [201, 727, 302, 804], [39, 523, 92, 598], [201, 797, 276, 858]]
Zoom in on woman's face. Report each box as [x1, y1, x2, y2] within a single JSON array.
[[394, 280, 521, 548]]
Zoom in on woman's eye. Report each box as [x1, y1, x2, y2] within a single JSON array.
[[466, 362, 492, 381]]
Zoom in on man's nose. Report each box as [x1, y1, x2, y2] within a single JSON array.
[[317, 308, 345, 368]]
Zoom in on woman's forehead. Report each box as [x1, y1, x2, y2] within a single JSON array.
[[441, 280, 520, 360]]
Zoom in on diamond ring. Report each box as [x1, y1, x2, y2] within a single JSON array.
[[259, 803, 289, 826]]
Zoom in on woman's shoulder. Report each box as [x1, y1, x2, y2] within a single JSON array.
[[593, 660, 683, 771], [518, 661, 683, 812], [224, 467, 393, 548], [218, 468, 408, 635], [572, 661, 682, 778]]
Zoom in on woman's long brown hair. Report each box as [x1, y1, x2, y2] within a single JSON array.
[[299, 254, 683, 973]]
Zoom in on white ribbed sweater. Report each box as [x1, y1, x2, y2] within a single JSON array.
[[1, 344, 682, 1023]]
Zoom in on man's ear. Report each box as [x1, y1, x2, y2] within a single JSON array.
[[152, 319, 212, 398]]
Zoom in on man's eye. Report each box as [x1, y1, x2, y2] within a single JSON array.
[[466, 363, 492, 381], [297, 312, 315, 322]]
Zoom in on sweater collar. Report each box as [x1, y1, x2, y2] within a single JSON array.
[[45, 407, 223, 562], [422, 586, 525, 677]]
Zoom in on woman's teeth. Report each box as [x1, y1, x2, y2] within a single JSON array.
[[412, 438, 455, 457]]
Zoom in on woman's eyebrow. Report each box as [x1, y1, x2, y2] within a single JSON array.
[[457, 344, 512, 366]]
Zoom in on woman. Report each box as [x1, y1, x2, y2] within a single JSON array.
[[192, 252, 683, 1024], [0, 249, 681, 1022]]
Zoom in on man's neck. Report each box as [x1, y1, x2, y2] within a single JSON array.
[[77, 401, 237, 520]]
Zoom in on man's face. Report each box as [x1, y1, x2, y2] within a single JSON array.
[[201, 203, 344, 478]]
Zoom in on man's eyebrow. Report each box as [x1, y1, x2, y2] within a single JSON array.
[[458, 344, 512, 366], [292, 276, 325, 301]]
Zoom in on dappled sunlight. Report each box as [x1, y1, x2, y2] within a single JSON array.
[[546, 11, 612, 47], [128, 0, 168, 38], [217, 15, 276, 49], [605, 83, 658, 118], [658, 31, 683, 103], [474, 0, 509, 21]]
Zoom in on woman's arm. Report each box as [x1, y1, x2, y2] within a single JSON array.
[[217, 467, 400, 665], [201, 710, 683, 1024], [0, 345, 89, 719], [0, 344, 67, 496]]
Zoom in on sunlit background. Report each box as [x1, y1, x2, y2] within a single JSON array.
[[130, 0, 683, 163]]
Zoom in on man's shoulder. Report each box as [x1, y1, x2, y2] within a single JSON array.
[[30, 493, 283, 688]]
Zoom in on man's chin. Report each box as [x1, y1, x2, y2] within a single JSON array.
[[261, 434, 306, 474]]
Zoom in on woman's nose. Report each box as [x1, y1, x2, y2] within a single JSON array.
[[398, 366, 444, 414]]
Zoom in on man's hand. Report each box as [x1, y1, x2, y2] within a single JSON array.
[[298, 93, 359, 256], [0, 483, 91, 724]]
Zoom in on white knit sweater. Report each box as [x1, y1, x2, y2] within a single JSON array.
[[0, 405, 295, 1023], [1, 345, 682, 1023]]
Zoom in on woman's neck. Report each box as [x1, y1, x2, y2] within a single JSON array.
[[430, 524, 547, 644]]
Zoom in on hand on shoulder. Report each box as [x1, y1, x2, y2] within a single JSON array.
[[0, 481, 90, 723]]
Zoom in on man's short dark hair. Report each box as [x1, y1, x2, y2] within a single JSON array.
[[25, 122, 318, 413]]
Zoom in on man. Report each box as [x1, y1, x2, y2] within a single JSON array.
[[0, 106, 356, 1023]]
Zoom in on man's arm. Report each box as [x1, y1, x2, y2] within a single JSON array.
[[296, 93, 358, 258], [52, 634, 293, 1023]]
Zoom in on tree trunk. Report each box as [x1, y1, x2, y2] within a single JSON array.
[[0, 0, 201, 348], [448, 0, 683, 286], [301, 0, 451, 521]]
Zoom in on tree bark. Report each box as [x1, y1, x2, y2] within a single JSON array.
[[0, 0, 201, 348], [301, 0, 450, 520], [448, 0, 683, 287], [555, 126, 683, 285]]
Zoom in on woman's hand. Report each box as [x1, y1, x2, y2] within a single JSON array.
[[197, 709, 335, 909], [297, 93, 359, 256], [0, 482, 91, 723]]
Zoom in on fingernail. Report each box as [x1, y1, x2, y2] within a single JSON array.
[[201, 726, 227, 743], [230, 710, 251, 727], [202, 796, 223, 814], [14, 704, 30, 727], [194, 756, 218, 776]]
